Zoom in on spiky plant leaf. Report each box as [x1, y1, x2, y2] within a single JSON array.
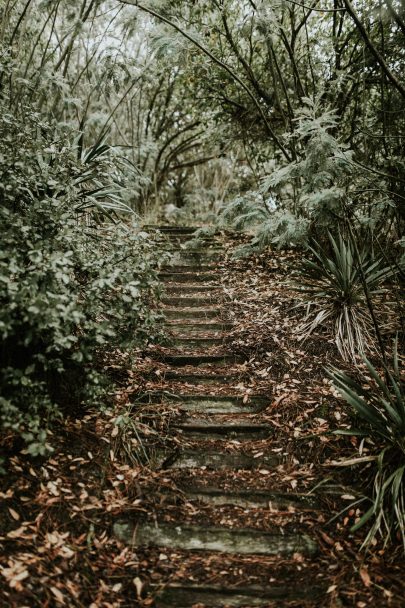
[[295, 232, 394, 360], [329, 348, 405, 550]]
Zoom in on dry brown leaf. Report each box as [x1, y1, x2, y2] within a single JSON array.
[[7, 526, 27, 539], [51, 585, 66, 604], [359, 567, 371, 588], [133, 576, 143, 598], [8, 508, 20, 521]]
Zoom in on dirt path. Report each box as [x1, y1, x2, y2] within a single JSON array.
[[115, 227, 326, 607]]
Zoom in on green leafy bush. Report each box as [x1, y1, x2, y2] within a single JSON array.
[[294, 233, 393, 361], [218, 191, 309, 255], [263, 96, 353, 228], [0, 101, 161, 456], [330, 347, 405, 550]]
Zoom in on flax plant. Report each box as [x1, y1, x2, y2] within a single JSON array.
[[330, 343, 405, 550], [295, 233, 393, 361]]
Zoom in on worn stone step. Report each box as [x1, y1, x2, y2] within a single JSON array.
[[156, 582, 324, 607], [171, 336, 224, 348], [160, 449, 279, 470], [138, 392, 266, 409], [139, 393, 267, 413], [175, 420, 272, 440], [145, 225, 198, 234], [165, 322, 232, 333], [165, 256, 222, 266], [163, 247, 222, 255], [158, 235, 218, 252], [162, 296, 219, 306], [163, 372, 237, 385], [163, 308, 221, 320], [153, 353, 243, 366], [174, 395, 268, 414], [180, 486, 319, 510], [164, 284, 220, 295], [167, 249, 223, 263], [160, 272, 220, 283], [154, 238, 218, 251], [159, 237, 217, 246], [114, 521, 318, 557], [155, 230, 213, 239], [163, 264, 218, 273]]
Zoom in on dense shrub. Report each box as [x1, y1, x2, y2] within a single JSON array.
[[0, 102, 161, 456]]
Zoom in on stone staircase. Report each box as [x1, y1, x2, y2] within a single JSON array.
[[114, 227, 324, 607]]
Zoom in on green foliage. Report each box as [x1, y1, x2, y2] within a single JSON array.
[[264, 96, 353, 227], [218, 191, 309, 255], [219, 191, 268, 230], [0, 100, 161, 456], [330, 346, 405, 550], [295, 233, 393, 361], [218, 99, 357, 254]]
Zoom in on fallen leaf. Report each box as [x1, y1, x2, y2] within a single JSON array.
[[51, 586, 65, 604], [8, 508, 20, 521], [133, 576, 143, 598], [7, 526, 26, 539], [359, 567, 371, 587]]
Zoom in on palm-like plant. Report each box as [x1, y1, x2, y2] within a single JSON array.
[[330, 346, 405, 550], [295, 233, 393, 360]]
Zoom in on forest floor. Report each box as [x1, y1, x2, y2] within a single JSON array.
[[0, 228, 404, 608]]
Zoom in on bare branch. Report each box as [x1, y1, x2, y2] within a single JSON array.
[[284, 0, 345, 12], [343, 0, 405, 99], [117, 0, 292, 161]]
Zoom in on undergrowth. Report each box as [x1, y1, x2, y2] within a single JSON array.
[[0, 99, 162, 458]]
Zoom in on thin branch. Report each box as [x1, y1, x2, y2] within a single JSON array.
[[170, 155, 220, 171], [284, 0, 346, 11], [384, 0, 405, 37], [117, 0, 292, 161], [8, 0, 34, 47], [343, 0, 405, 99]]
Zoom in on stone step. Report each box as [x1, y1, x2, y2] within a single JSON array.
[[162, 296, 219, 306], [171, 336, 224, 348], [165, 322, 232, 333], [139, 393, 267, 413], [154, 234, 216, 251], [165, 254, 222, 266], [152, 353, 243, 366], [163, 308, 221, 320], [164, 244, 223, 251], [162, 372, 237, 385], [164, 284, 220, 294], [154, 229, 212, 238], [162, 241, 221, 248], [179, 486, 319, 510], [158, 236, 218, 252], [159, 449, 279, 470], [114, 521, 318, 557], [139, 392, 263, 406], [167, 243, 224, 256], [160, 272, 220, 283], [175, 395, 268, 414], [156, 582, 323, 607], [175, 420, 272, 440], [163, 265, 218, 273], [145, 225, 198, 234]]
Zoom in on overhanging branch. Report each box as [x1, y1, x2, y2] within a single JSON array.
[[117, 0, 292, 161], [344, 0, 405, 99]]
